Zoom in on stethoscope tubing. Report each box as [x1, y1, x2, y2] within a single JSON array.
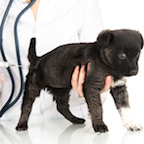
[[0, 0, 36, 117], [0, 0, 15, 117]]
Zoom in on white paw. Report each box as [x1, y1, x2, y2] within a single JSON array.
[[124, 121, 143, 131]]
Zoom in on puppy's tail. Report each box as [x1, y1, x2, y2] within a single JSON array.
[[28, 38, 39, 64]]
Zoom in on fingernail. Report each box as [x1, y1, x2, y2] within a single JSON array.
[[76, 66, 79, 70], [82, 64, 85, 69], [107, 76, 112, 81]]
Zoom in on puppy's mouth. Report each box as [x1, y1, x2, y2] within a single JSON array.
[[122, 69, 138, 76]]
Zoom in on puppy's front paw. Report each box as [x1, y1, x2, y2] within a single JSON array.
[[93, 123, 108, 133], [124, 121, 143, 131], [16, 122, 28, 131]]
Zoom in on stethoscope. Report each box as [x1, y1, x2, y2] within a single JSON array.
[[0, 0, 36, 117]]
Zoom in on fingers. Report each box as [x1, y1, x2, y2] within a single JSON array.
[[87, 62, 91, 75], [78, 65, 86, 97], [0, 73, 2, 84], [71, 64, 112, 97], [71, 66, 80, 91], [71, 65, 86, 97], [101, 75, 112, 93]]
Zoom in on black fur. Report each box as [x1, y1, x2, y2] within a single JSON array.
[[16, 29, 143, 132]]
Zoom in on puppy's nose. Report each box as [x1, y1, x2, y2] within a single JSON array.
[[130, 70, 137, 75]]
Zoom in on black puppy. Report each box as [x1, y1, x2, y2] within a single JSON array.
[[16, 29, 143, 132]]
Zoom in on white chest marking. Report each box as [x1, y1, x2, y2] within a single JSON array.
[[111, 77, 126, 88]]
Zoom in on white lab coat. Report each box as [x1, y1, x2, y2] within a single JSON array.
[[0, 0, 103, 120]]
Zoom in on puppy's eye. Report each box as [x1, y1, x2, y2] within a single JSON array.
[[118, 53, 127, 60]]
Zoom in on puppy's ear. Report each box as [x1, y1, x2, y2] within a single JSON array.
[[97, 30, 114, 48]]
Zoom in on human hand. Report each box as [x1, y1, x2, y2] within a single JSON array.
[[0, 73, 2, 84], [71, 64, 112, 97], [100, 75, 112, 94], [71, 64, 87, 97]]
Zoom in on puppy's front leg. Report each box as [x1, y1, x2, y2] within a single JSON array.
[[110, 83, 142, 131], [84, 83, 108, 133]]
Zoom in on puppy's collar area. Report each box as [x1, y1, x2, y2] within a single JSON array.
[[111, 77, 126, 88], [0, 62, 29, 69]]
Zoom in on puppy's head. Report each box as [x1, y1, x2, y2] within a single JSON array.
[[97, 29, 143, 76]]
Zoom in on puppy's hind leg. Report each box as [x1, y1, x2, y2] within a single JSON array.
[[16, 71, 41, 131], [50, 88, 85, 124]]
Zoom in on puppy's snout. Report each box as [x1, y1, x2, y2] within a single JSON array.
[[129, 70, 137, 75]]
